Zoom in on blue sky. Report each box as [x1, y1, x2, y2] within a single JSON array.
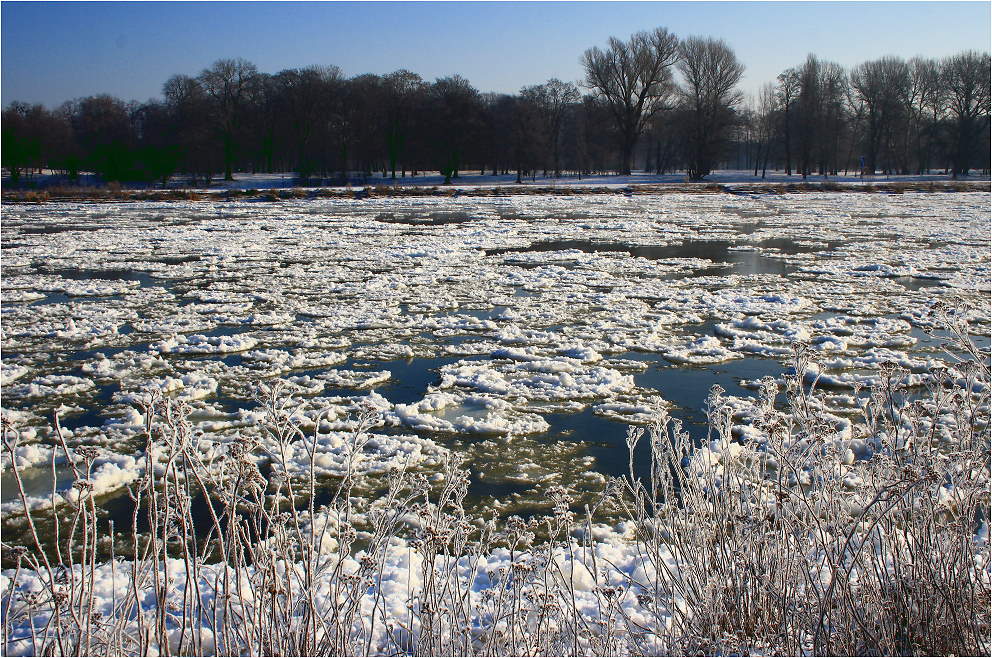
[[3, 1, 989, 107]]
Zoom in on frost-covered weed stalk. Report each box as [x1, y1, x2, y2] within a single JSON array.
[[2, 315, 990, 656]]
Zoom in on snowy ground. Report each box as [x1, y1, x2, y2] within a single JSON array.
[[1, 191, 990, 515]]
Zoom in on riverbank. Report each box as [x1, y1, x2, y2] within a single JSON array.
[[4, 179, 990, 204]]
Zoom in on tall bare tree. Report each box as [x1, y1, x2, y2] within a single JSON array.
[[906, 57, 945, 174], [273, 66, 341, 181], [850, 56, 911, 175], [676, 36, 744, 179], [383, 70, 425, 179], [506, 94, 544, 183], [2, 103, 44, 183], [71, 95, 135, 182], [198, 58, 260, 180], [815, 60, 848, 176], [582, 27, 680, 175], [794, 55, 829, 178], [429, 75, 481, 183], [941, 50, 991, 177], [776, 68, 800, 175], [520, 78, 580, 177], [752, 83, 779, 178], [163, 74, 216, 182]]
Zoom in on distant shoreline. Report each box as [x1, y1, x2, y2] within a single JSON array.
[[4, 180, 990, 203]]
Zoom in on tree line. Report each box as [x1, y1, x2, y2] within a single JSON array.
[[3, 27, 989, 186]]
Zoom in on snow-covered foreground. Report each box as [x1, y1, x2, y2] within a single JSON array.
[[1, 192, 989, 655], [1, 192, 989, 512]]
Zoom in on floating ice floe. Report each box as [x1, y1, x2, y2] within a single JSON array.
[[0, 445, 142, 514], [1, 363, 31, 385], [438, 354, 634, 405], [393, 392, 550, 435], [150, 333, 260, 354], [259, 429, 447, 478], [80, 351, 171, 381], [241, 348, 348, 373], [1, 290, 46, 303], [5, 374, 96, 399]]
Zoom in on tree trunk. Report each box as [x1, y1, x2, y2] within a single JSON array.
[[620, 139, 633, 176], [223, 134, 235, 181], [783, 115, 792, 176]]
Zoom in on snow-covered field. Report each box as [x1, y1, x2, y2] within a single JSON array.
[[1, 192, 989, 513]]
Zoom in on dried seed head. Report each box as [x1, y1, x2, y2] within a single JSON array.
[[75, 446, 101, 460], [72, 479, 94, 493]]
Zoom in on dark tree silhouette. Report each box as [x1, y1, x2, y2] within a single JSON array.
[[942, 51, 991, 177], [582, 27, 680, 175], [851, 56, 911, 175], [163, 74, 217, 183], [274, 66, 341, 182], [775, 68, 800, 176], [521, 79, 580, 177], [382, 70, 425, 179], [429, 76, 481, 184], [197, 58, 260, 181], [3, 45, 990, 188], [676, 37, 744, 180], [2, 103, 44, 183]]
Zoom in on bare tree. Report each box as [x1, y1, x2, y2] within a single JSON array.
[[1, 102, 44, 183], [198, 58, 260, 180], [676, 37, 744, 180], [506, 94, 543, 183], [850, 56, 911, 175], [348, 74, 388, 178], [906, 57, 945, 174], [776, 68, 800, 175], [815, 60, 848, 176], [70, 95, 136, 182], [383, 70, 425, 179], [520, 79, 580, 177], [272, 66, 341, 182], [941, 50, 991, 177], [794, 55, 823, 178], [775, 57, 848, 178], [582, 27, 680, 175], [429, 75, 482, 184], [164, 74, 218, 183], [752, 83, 778, 178]]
